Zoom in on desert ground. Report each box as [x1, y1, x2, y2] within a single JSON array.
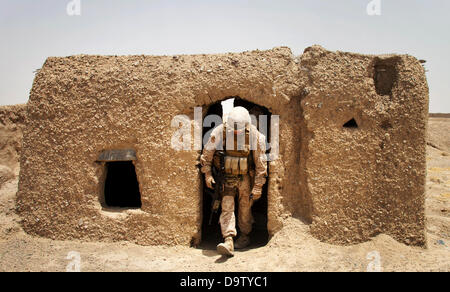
[[0, 114, 448, 272]]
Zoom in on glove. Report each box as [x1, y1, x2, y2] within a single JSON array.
[[250, 186, 262, 201], [205, 173, 215, 189]]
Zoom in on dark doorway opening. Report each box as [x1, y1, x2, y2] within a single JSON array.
[[104, 161, 142, 208], [200, 97, 270, 249], [201, 99, 226, 248]]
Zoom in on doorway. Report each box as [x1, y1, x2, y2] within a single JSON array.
[[200, 97, 270, 249]]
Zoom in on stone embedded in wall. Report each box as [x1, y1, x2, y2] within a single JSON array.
[[97, 149, 137, 162]]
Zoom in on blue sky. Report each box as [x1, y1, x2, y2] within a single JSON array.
[[0, 0, 449, 112]]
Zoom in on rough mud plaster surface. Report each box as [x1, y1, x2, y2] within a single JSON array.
[[300, 46, 428, 246], [16, 48, 303, 245], [16, 45, 428, 246], [0, 105, 26, 178]]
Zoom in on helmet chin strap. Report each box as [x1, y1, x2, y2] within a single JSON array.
[[230, 124, 248, 135], [226, 119, 249, 136]]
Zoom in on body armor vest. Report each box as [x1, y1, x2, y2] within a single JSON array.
[[222, 124, 251, 175]]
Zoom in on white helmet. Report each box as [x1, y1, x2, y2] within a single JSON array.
[[227, 106, 251, 130]]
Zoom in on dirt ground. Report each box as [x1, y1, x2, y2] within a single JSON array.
[[0, 117, 449, 272]]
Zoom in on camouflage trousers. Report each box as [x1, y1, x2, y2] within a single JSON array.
[[220, 173, 254, 238]]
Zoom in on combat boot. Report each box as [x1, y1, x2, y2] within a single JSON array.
[[234, 234, 250, 249], [217, 236, 234, 256]]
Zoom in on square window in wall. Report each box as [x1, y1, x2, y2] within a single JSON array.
[[104, 161, 141, 208], [97, 149, 141, 209]]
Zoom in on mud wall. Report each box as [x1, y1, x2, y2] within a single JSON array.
[[0, 104, 27, 187], [300, 46, 428, 246], [16, 48, 304, 245], [16, 45, 428, 246]]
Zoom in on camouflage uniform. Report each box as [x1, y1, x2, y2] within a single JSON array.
[[200, 123, 267, 239]]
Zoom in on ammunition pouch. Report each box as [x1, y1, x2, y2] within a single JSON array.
[[211, 123, 256, 197], [224, 156, 248, 175]]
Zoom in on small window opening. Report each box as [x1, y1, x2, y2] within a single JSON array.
[[374, 57, 399, 96], [343, 118, 358, 128], [104, 161, 141, 208]]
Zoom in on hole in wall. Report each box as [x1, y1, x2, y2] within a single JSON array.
[[103, 161, 142, 208], [380, 120, 393, 130], [374, 58, 398, 96], [200, 97, 270, 249], [343, 118, 358, 129]]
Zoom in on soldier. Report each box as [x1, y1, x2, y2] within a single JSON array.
[[200, 106, 267, 256]]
